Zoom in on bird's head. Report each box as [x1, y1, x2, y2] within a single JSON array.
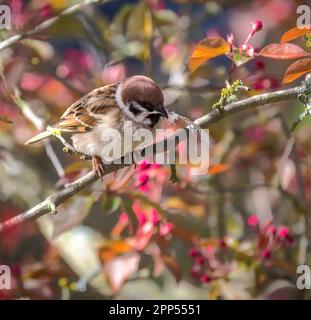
[[116, 75, 168, 128]]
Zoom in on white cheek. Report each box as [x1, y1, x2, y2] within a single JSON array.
[[142, 117, 152, 126], [115, 84, 135, 120], [135, 111, 149, 123]]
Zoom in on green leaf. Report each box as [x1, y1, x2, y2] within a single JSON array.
[[153, 9, 178, 27], [232, 48, 254, 67], [0, 115, 12, 124], [101, 196, 121, 215]]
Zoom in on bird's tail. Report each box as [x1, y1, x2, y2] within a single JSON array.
[[25, 130, 53, 145]]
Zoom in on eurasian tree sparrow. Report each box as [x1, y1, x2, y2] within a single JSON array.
[[25, 75, 169, 176]]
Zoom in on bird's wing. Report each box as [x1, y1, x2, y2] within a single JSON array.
[[55, 84, 118, 133]]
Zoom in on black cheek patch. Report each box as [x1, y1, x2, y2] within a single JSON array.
[[129, 103, 142, 116], [147, 114, 160, 127]]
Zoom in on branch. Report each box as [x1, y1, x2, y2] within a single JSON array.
[[0, 0, 112, 51], [0, 72, 65, 177], [0, 82, 310, 232]]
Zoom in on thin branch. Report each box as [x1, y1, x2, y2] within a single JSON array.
[[13, 89, 65, 177], [43, 141, 65, 178], [277, 113, 309, 265], [0, 82, 310, 232], [0, 0, 112, 51]]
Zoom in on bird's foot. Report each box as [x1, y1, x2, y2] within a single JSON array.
[[92, 156, 105, 178]]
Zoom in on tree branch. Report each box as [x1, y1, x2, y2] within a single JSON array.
[[0, 0, 112, 51], [0, 82, 310, 232]]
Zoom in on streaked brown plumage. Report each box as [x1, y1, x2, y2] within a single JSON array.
[[25, 75, 168, 177]]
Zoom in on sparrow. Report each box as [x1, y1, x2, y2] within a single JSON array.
[[25, 75, 169, 177]]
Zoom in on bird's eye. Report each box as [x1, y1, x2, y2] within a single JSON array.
[[129, 103, 142, 116]]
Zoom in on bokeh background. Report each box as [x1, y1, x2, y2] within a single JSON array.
[[0, 0, 311, 300]]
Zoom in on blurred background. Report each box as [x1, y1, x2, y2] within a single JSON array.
[[0, 0, 311, 300]]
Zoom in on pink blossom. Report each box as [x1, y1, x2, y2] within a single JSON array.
[[250, 20, 263, 35], [138, 173, 149, 186], [227, 33, 235, 46], [64, 49, 93, 71], [190, 265, 201, 277], [188, 247, 200, 258], [219, 239, 227, 248], [161, 43, 179, 60], [244, 126, 266, 142], [151, 209, 161, 225], [11, 0, 23, 11], [101, 64, 126, 84], [38, 4, 52, 18], [21, 73, 44, 91], [253, 77, 279, 91], [150, 163, 160, 170], [57, 49, 93, 78], [278, 226, 289, 239], [136, 173, 150, 192], [119, 212, 129, 225], [137, 212, 147, 226], [138, 160, 151, 171], [56, 65, 70, 78], [255, 60, 265, 70], [199, 274, 211, 283], [132, 202, 147, 224], [262, 249, 271, 260], [145, 0, 165, 10], [240, 43, 255, 57], [286, 234, 294, 244], [195, 257, 205, 266], [247, 215, 259, 227], [265, 224, 277, 236], [159, 222, 174, 237], [202, 244, 215, 255]]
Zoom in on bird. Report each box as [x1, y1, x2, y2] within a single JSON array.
[[25, 75, 169, 177]]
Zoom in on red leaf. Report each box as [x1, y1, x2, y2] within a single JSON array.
[[99, 240, 133, 263], [189, 37, 230, 72], [162, 255, 181, 282], [104, 253, 140, 293], [208, 163, 231, 175], [258, 43, 311, 59], [283, 58, 311, 83], [281, 26, 311, 43], [127, 222, 154, 251]]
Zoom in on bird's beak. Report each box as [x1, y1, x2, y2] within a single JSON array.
[[157, 106, 169, 119]]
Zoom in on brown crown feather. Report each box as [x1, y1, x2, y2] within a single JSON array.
[[121, 75, 164, 108]]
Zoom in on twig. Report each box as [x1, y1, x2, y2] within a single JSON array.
[[0, 66, 65, 177], [43, 141, 64, 178], [12, 88, 65, 177], [169, 164, 179, 183], [277, 114, 306, 205], [0, 0, 112, 51], [48, 128, 90, 160], [0, 82, 310, 232], [277, 113, 309, 265]]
